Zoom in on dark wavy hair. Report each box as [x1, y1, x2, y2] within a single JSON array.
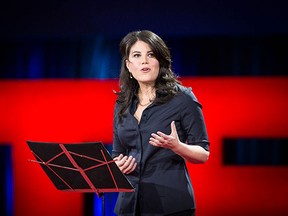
[[116, 30, 181, 118]]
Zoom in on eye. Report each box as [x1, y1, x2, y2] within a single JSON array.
[[133, 53, 141, 58], [148, 52, 155, 58]]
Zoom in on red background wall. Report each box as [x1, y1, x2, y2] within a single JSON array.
[[0, 77, 287, 216]]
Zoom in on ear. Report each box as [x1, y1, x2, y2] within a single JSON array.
[[125, 59, 130, 72]]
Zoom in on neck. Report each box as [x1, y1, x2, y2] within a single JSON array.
[[138, 85, 156, 106]]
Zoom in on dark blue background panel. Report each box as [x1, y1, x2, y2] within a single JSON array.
[[223, 138, 288, 165], [1, 35, 287, 78], [1, 0, 287, 38], [0, 145, 13, 216]]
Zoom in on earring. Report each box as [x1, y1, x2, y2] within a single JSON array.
[[130, 73, 133, 79]]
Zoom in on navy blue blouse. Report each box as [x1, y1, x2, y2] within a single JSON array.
[[112, 84, 209, 216]]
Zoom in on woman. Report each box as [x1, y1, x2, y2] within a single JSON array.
[[112, 30, 210, 216]]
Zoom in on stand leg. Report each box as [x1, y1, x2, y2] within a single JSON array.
[[101, 193, 105, 216]]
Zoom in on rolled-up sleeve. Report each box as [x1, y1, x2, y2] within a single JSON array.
[[180, 88, 210, 152]]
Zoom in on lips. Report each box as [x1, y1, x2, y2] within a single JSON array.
[[141, 67, 150, 72]]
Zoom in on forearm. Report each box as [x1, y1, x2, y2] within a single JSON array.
[[172, 142, 210, 164]]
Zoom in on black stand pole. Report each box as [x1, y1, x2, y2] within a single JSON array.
[[100, 193, 105, 216]]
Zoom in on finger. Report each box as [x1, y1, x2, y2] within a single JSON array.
[[118, 155, 128, 166], [125, 156, 133, 164], [123, 158, 137, 174], [125, 162, 137, 174], [122, 156, 133, 169], [131, 162, 137, 172], [149, 140, 156, 146], [170, 121, 177, 136], [152, 132, 167, 143], [149, 138, 162, 147], [151, 133, 161, 139], [114, 154, 123, 167], [156, 131, 169, 140], [116, 154, 124, 161], [123, 157, 137, 174], [150, 136, 159, 143], [129, 162, 137, 174]]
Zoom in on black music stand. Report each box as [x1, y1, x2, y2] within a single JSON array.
[[27, 140, 134, 216]]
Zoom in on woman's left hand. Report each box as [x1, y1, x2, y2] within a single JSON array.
[[150, 121, 210, 163], [149, 121, 180, 150]]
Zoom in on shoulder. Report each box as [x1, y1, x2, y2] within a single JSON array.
[[175, 84, 202, 108], [113, 101, 123, 120], [114, 101, 121, 112]]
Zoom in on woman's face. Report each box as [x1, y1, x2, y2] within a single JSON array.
[[126, 40, 160, 86]]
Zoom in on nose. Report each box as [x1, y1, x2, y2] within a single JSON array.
[[141, 56, 148, 64]]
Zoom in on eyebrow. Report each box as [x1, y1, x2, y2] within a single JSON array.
[[131, 50, 153, 54]]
